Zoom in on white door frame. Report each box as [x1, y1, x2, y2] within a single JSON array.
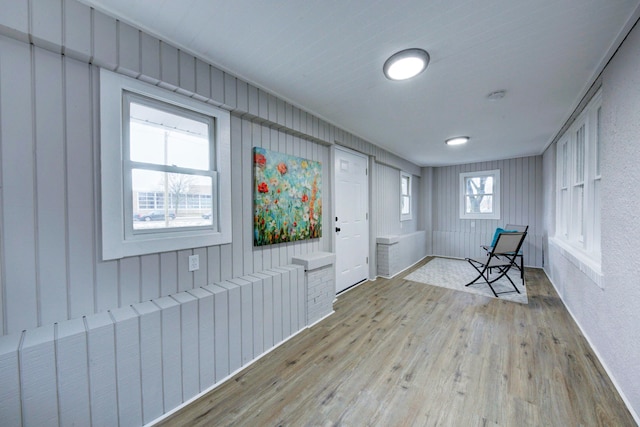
[[331, 144, 373, 293]]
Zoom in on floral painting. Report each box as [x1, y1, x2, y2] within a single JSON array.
[[253, 147, 322, 246]]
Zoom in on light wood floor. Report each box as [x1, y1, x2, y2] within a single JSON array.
[[158, 257, 636, 426]]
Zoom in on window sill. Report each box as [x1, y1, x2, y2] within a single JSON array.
[[549, 237, 603, 288]]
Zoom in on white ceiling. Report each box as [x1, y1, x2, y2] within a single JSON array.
[[82, 0, 640, 166]]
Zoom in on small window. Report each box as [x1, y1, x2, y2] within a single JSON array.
[[100, 69, 231, 260], [460, 169, 501, 220], [400, 172, 412, 221]]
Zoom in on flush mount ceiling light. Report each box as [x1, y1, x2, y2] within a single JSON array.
[[383, 48, 430, 80], [445, 136, 469, 146]]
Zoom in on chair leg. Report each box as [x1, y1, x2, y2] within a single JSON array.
[[465, 259, 514, 298]]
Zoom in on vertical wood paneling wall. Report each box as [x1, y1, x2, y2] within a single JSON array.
[[0, 3, 429, 423], [373, 162, 421, 237], [0, 0, 417, 336], [432, 156, 544, 267], [0, 267, 305, 426]]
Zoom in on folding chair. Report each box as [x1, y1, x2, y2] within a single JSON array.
[[481, 224, 528, 279], [466, 231, 527, 298]]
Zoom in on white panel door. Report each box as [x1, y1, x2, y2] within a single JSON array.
[[334, 147, 369, 293]]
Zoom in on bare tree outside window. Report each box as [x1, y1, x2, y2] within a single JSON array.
[[167, 173, 196, 217], [465, 176, 494, 214], [459, 170, 500, 219]]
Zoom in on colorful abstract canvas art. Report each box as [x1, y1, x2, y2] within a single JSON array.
[[253, 147, 322, 246]]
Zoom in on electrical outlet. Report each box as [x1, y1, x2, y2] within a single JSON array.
[[188, 255, 199, 272]]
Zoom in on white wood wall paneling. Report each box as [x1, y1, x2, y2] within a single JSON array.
[[275, 267, 293, 338], [20, 325, 58, 425], [154, 296, 182, 411], [260, 270, 282, 346], [92, 10, 117, 71], [247, 84, 259, 117], [280, 266, 302, 333], [242, 275, 264, 357], [110, 306, 143, 426], [140, 32, 161, 84], [116, 21, 139, 78], [288, 267, 302, 330], [262, 270, 284, 345], [140, 254, 160, 302], [224, 73, 237, 111], [228, 277, 254, 365], [0, 333, 22, 425], [220, 243, 233, 281], [119, 256, 141, 308], [56, 318, 91, 426], [250, 272, 274, 351], [204, 283, 229, 382], [194, 58, 211, 102], [236, 79, 249, 113], [186, 287, 216, 392], [34, 47, 68, 326], [177, 249, 194, 293], [131, 300, 164, 424], [216, 281, 242, 373], [159, 42, 179, 90], [258, 89, 269, 122], [432, 156, 543, 265], [95, 259, 118, 314], [85, 312, 118, 426], [178, 50, 196, 95], [160, 252, 178, 296], [193, 247, 208, 288], [0, 0, 418, 335], [295, 265, 306, 329], [230, 115, 244, 279], [1, 36, 38, 333], [64, 0, 92, 62], [0, 1, 28, 41], [207, 245, 222, 284], [66, 56, 96, 320], [210, 66, 225, 107], [0, 267, 308, 426], [31, 0, 62, 53], [172, 292, 200, 401]]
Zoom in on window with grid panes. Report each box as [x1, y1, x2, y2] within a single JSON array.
[[100, 69, 232, 260], [555, 90, 601, 266]]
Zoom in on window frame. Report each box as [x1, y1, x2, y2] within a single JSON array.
[[100, 69, 232, 260], [459, 169, 501, 220], [400, 171, 412, 221], [554, 89, 601, 269]]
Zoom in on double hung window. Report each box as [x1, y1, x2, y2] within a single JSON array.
[[400, 172, 412, 221], [555, 90, 601, 265], [459, 169, 501, 220], [100, 69, 231, 260]]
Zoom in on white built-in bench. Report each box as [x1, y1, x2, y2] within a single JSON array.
[[376, 231, 428, 278], [0, 260, 336, 427]]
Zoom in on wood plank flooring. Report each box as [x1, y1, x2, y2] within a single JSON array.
[[157, 257, 636, 426]]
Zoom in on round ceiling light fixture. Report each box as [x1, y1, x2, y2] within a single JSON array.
[[383, 48, 430, 81], [445, 136, 470, 146]]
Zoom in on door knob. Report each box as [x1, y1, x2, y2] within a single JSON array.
[[335, 227, 341, 232]]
